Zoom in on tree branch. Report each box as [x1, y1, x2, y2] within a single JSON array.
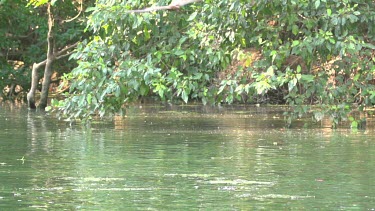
[[55, 42, 78, 58], [63, 0, 83, 23], [126, 0, 202, 13]]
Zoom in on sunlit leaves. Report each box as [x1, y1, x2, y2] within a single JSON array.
[[187, 11, 198, 21], [327, 8, 332, 16], [27, 0, 48, 7], [52, 0, 375, 127], [314, 0, 320, 9]]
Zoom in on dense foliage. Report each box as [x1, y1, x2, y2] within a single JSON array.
[[0, 0, 89, 99], [56, 0, 234, 119], [55, 0, 375, 127], [0, 0, 40, 98], [2, 0, 375, 128]]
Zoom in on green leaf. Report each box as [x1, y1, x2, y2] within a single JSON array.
[[85, 7, 96, 13], [301, 74, 315, 82], [348, 14, 358, 23], [296, 65, 301, 73], [353, 73, 360, 81], [174, 49, 185, 56], [270, 50, 277, 63], [288, 78, 297, 92], [144, 25, 150, 41], [218, 84, 226, 94], [45, 106, 52, 112], [292, 40, 300, 47], [27, 0, 48, 7], [351, 120, 358, 129], [87, 94, 92, 104], [188, 11, 198, 21], [363, 43, 375, 50], [315, 0, 320, 9], [193, 73, 203, 80], [182, 90, 189, 103], [327, 8, 332, 16], [140, 84, 149, 96], [292, 25, 299, 36]]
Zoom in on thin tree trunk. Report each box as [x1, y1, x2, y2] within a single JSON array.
[[38, 3, 55, 110], [38, 57, 54, 110], [26, 2, 78, 110], [27, 47, 77, 109], [7, 83, 16, 97], [27, 61, 46, 109]]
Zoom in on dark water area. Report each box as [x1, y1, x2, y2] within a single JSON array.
[[0, 103, 374, 210]]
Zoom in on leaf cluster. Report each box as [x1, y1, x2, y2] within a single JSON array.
[[0, 0, 92, 99], [56, 0, 375, 128]]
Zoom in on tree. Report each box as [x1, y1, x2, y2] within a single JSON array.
[[54, 0, 236, 119], [0, 0, 90, 105], [54, 0, 375, 128], [245, 0, 375, 127], [0, 0, 42, 99], [26, 0, 89, 110]]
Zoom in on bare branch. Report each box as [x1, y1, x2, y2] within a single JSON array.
[[126, 0, 202, 13], [30, 42, 78, 69], [63, 0, 83, 23], [55, 42, 79, 58]]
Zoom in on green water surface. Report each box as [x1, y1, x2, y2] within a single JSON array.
[[0, 103, 374, 210]]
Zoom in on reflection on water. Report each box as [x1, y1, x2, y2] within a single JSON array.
[[0, 103, 374, 210]]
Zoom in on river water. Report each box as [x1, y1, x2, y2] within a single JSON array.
[[0, 103, 374, 210]]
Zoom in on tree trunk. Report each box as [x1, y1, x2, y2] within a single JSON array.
[[27, 61, 46, 109], [26, 3, 77, 110], [38, 3, 55, 111], [38, 59, 54, 110], [7, 83, 16, 97]]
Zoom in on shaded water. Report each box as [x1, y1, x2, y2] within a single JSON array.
[[0, 103, 375, 210]]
